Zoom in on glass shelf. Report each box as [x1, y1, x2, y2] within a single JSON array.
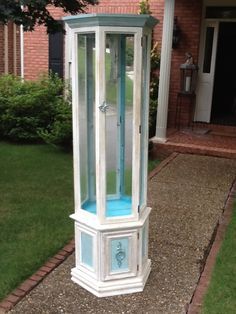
[[83, 196, 132, 217]]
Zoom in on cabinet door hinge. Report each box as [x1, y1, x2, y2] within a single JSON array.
[[137, 264, 139, 272], [139, 125, 142, 134]]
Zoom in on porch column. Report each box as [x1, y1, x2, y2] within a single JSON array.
[[155, 0, 175, 142]]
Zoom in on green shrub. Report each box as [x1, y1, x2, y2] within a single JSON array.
[[38, 98, 72, 151], [149, 42, 160, 138], [149, 99, 157, 138], [0, 74, 72, 149], [138, 0, 152, 14]]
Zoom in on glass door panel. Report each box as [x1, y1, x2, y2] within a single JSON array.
[[78, 33, 96, 214], [105, 34, 134, 217], [139, 35, 148, 210]]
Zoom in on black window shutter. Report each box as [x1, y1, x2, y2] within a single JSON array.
[[49, 29, 64, 79]]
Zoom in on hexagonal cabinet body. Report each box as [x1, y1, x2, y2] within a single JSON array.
[[64, 13, 158, 297]]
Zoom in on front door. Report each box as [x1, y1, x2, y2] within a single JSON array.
[[195, 21, 219, 122], [211, 22, 236, 125]]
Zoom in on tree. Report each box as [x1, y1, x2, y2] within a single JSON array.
[[0, 0, 98, 33]]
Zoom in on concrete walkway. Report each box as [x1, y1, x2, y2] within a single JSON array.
[[10, 154, 236, 314]]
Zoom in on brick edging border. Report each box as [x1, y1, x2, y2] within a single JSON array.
[[148, 152, 179, 180], [0, 153, 179, 313], [187, 179, 236, 314], [0, 152, 180, 313], [0, 240, 75, 313]]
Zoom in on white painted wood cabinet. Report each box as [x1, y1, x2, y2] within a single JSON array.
[[64, 13, 158, 297]]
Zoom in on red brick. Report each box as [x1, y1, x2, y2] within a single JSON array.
[[39, 266, 51, 273], [0, 300, 13, 311], [18, 279, 38, 292], [44, 262, 57, 269], [5, 294, 20, 305], [70, 239, 75, 245], [48, 257, 62, 265], [58, 250, 69, 257], [11, 288, 25, 297], [63, 244, 75, 253], [29, 274, 43, 282], [35, 270, 47, 277], [54, 254, 66, 261]]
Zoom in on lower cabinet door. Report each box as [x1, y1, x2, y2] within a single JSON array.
[[102, 230, 138, 281]]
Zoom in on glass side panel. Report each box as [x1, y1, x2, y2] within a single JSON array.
[[81, 232, 94, 268], [203, 27, 214, 74], [77, 33, 96, 213], [105, 34, 134, 217], [139, 35, 148, 210]]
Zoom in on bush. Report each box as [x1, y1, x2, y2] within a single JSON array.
[[38, 98, 72, 151], [0, 74, 72, 149], [149, 43, 160, 138]]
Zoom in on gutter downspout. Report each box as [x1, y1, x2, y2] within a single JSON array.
[[20, 5, 24, 79], [20, 24, 24, 79], [4, 24, 9, 74], [13, 23, 17, 75]]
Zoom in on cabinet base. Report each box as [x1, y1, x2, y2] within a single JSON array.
[[71, 259, 151, 297]]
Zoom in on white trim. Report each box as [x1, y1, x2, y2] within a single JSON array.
[[64, 23, 72, 82], [95, 27, 106, 223], [141, 33, 152, 209], [71, 31, 81, 212], [20, 25, 24, 79], [20, 5, 24, 79], [13, 24, 17, 75], [71, 259, 151, 297], [70, 207, 151, 231], [155, 0, 175, 142], [4, 24, 9, 74], [195, 21, 219, 122], [131, 29, 143, 221]]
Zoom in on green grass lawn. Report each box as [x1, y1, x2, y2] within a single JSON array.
[[0, 142, 160, 301], [201, 204, 236, 314], [148, 158, 160, 173], [0, 142, 74, 301]]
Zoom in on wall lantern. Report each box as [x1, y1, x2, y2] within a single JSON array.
[[180, 53, 198, 94], [63, 14, 158, 297], [172, 16, 181, 48]]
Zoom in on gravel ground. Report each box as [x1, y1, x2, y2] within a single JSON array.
[[10, 154, 236, 314]]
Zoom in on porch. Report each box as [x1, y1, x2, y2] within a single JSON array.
[[151, 123, 236, 160], [155, 0, 236, 145]]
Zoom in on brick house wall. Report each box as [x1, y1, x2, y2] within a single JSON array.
[[168, 0, 203, 126], [23, 6, 66, 80], [0, 1, 202, 128], [22, 0, 165, 80], [24, 26, 49, 80]]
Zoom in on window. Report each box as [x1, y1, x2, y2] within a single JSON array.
[[49, 30, 64, 78]]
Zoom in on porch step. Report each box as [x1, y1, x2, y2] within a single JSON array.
[[151, 140, 236, 160], [210, 130, 236, 138]]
